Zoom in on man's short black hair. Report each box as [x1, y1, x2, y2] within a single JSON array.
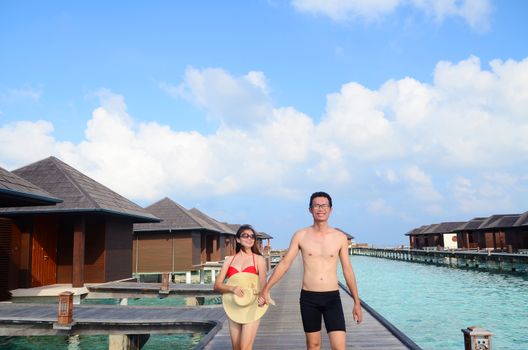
[[309, 191, 332, 208]]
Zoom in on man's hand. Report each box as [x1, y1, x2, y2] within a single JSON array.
[[353, 303, 363, 324], [258, 288, 269, 307]]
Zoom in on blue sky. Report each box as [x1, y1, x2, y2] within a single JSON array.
[[1, 1, 528, 248]]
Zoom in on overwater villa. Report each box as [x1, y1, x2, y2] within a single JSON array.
[[0, 166, 64, 300], [406, 213, 528, 252], [133, 197, 237, 281], [0, 157, 160, 300], [0, 166, 63, 207], [406, 222, 465, 250]]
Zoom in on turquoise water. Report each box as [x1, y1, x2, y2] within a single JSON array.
[[0, 333, 204, 349], [339, 256, 528, 350]]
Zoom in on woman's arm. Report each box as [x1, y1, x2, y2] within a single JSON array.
[[257, 254, 267, 292], [214, 256, 242, 296]]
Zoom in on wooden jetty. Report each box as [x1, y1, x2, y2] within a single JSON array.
[[202, 256, 420, 350], [87, 281, 219, 299], [0, 256, 421, 349], [0, 303, 224, 336], [352, 247, 528, 273]]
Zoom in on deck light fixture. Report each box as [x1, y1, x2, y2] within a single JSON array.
[[160, 272, 170, 294], [462, 326, 493, 350], [53, 291, 76, 329]]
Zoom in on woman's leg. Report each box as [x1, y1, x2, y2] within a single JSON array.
[[239, 319, 261, 350], [228, 318, 242, 350]]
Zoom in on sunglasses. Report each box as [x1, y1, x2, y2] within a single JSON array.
[[240, 233, 256, 240]]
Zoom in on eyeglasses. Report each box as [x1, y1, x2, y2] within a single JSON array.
[[311, 204, 330, 210], [240, 234, 256, 240]]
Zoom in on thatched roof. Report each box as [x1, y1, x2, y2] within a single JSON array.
[[453, 217, 488, 231], [404, 225, 428, 236], [514, 211, 528, 227], [0, 156, 159, 223], [478, 214, 520, 230], [189, 208, 236, 235], [0, 165, 62, 207], [257, 231, 273, 239], [336, 227, 354, 240], [215, 222, 274, 239], [427, 221, 466, 234], [134, 197, 220, 232]]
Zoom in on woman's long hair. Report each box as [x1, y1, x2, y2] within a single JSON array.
[[235, 224, 262, 255]]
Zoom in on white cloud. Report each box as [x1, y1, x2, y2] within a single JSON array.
[[292, 0, 492, 31], [161, 67, 273, 128], [2, 55, 528, 218], [452, 174, 517, 213], [0, 86, 42, 103], [413, 0, 492, 32], [403, 165, 443, 203], [292, 0, 400, 21], [0, 120, 71, 169], [318, 82, 404, 160], [376, 169, 398, 183], [367, 198, 395, 215]]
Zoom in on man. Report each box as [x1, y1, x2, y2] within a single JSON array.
[[259, 191, 362, 350]]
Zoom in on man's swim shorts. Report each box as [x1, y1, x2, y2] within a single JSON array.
[[299, 289, 346, 333]]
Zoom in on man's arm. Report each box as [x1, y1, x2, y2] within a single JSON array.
[[339, 237, 363, 324], [258, 231, 301, 305]]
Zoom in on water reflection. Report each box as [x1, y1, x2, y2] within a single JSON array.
[[67, 334, 80, 350]]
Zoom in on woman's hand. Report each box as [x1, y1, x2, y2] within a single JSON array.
[[232, 286, 244, 297]]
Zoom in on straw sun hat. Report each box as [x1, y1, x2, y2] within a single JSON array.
[[222, 272, 274, 324]]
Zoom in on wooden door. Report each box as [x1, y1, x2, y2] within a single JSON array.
[[31, 217, 57, 287], [484, 232, 494, 249]]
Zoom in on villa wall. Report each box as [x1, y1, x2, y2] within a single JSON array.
[[0, 218, 12, 300], [105, 216, 133, 281], [132, 231, 195, 273]]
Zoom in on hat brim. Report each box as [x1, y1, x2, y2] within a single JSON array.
[[222, 272, 269, 324]]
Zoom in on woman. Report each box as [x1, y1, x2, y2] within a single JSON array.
[[214, 224, 268, 350]]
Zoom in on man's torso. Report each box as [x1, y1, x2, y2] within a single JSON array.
[[298, 227, 344, 291]]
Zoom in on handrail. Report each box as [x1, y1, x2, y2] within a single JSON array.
[[338, 281, 422, 350]]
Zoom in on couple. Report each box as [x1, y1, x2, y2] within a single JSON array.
[[214, 192, 363, 350]]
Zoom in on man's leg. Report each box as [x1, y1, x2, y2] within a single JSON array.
[[328, 330, 346, 350], [305, 331, 322, 350], [300, 290, 323, 350], [322, 291, 347, 350]]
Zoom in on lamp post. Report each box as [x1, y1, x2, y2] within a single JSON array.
[[462, 326, 493, 350], [160, 272, 170, 294], [53, 291, 76, 329]]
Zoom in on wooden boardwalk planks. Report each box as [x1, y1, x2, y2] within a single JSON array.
[[203, 255, 413, 349], [87, 282, 218, 298], [0, 303, 225, 336]]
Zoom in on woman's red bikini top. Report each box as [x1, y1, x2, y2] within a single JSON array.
[[226, 253, 258, 278]]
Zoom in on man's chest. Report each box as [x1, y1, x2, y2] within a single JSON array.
[[300, 240, 340, 258]]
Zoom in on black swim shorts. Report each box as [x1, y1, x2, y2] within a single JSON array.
[[299, 289, 346, 333]]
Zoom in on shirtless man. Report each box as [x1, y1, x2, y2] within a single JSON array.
[[259, 191, 362, 350]]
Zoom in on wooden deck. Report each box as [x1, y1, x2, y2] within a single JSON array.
[[0, 303, 224, 336], [87, 281, 218, 299], [202, 256, 419, 349]]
